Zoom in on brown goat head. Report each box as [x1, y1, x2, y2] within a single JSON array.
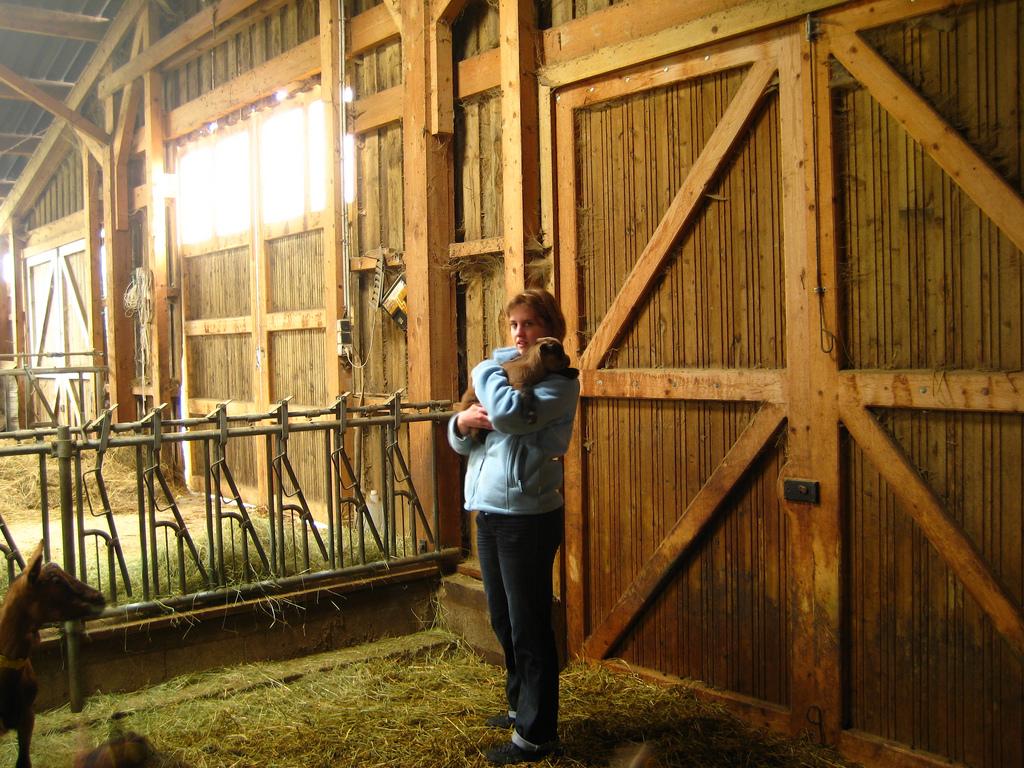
[[1, 542, 106, 768]]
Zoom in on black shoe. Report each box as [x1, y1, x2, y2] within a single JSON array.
[[484, 742, 558, 765], [485, 713, 516, 729]]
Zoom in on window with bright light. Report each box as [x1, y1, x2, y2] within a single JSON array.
[[178, 145, 214, 244], [261, 107, 305, 223], [178, 130, 251, 244], [177, 93, 332, 244], [307, 99, 326, 212], [214, 132, 251, 236]]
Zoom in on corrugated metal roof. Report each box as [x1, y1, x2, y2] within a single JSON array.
[[0, 0, 125, 210]]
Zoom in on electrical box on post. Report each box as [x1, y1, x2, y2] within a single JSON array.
[[783, 478, 820, 504]]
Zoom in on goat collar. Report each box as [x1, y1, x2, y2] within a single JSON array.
[[0, 654, 28, 670]]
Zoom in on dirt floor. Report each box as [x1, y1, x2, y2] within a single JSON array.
[[2, 630, 860, 768]]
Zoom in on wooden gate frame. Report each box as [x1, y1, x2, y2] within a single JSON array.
[[19, 235, 102, 427], [551, 0, 1024, 755]]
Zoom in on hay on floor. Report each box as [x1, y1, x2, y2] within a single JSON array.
[[10, 631, 857, 768]]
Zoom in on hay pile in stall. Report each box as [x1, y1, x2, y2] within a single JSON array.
[[0, 446, 151, 524], [15, 631, 857, 768]]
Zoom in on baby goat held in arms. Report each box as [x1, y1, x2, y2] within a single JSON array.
[[0, 543, 106, 768], [457, 336, 578, 443]]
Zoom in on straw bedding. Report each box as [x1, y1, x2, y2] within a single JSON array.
[[7, 631, 857, 768]]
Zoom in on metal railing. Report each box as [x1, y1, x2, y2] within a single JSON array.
[[0, 392, 459, 615]]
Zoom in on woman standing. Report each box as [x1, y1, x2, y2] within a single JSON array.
[[448, 288, 580, 765]]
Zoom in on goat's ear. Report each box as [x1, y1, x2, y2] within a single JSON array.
[[25, 541, 44, 584]]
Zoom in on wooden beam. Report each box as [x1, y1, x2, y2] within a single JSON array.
[[161, 0, 291, 72], [841, 370, 1024, 413], [143, 6, 173, 416], [263, 309, 328, 333], [101, 57, 137, 422], [23, 210, 85, 254], [580, 367, 785, 403], [579, 59, 776, 370], [838, 728, 981, 768], [352, 84, 402, 135], [165, 37, 320, 140], [828, 0, 971, 33], [0, 0, 145, 231], [82, 150, 104, 371], [0, 79, 73, 102], [583, 403, 786, 659], [8, 217, 28, 426], [429, 18, 453, 134], [0, 62, 109, 159], [540, 0, 844, 87], [458, 47, 501, 98], [447, 236, 503, 260], [0, 2, 108, 42], [499, 0, 540, 293], [840, 402, 1024, 663], [401, 0, 460, 549], [778, 30, 843, 743], [0, 133, 41, 155], [348, 2, 400, 59], [382, 0, 403, 38], [187, 397, 256, 417], [319, 0, 346, 405], [828, 28, 1024, 255], [112, 23, 146, 232], [98, 0, 264, 100], [433, 0, 473, 24], [602, 660, 790, 733], [555, 46, 586, 657], [183, 316, 252, 337]]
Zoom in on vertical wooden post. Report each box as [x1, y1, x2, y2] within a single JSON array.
[[143, 8, 173, 419], [320, 0, 346, 400], [402, 0, 461, 548], [499, 0, 540, 294], [0, 230, 12, 357], [778, 29, 842, 744], [251, 116, 271, 504], [102, 88, 138, 421], [554, 88, 585, 656], [82, 146, 105, 416], [8, 218, 27, 427]]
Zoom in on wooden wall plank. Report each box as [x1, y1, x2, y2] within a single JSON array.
[[580, 59, 776, 370], [828, 27, 1024, 255], [584, 403, 785, 658], [840, 403, 1024, 663]]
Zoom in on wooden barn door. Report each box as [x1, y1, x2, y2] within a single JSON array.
[[22, 238, 101, 426], [555, 3, 1024, 767]]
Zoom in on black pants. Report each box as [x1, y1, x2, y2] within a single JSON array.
[[476, 507, 563, 747]]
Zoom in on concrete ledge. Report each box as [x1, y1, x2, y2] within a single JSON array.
[[437, 573, 567, 669]]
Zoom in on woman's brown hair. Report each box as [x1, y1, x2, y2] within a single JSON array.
[[505, 288, 567, 343]]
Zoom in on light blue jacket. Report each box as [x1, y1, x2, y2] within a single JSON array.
[[448, 346, 580, 515]]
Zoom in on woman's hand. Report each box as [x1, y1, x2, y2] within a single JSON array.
[[456, 403, 493, 435]]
